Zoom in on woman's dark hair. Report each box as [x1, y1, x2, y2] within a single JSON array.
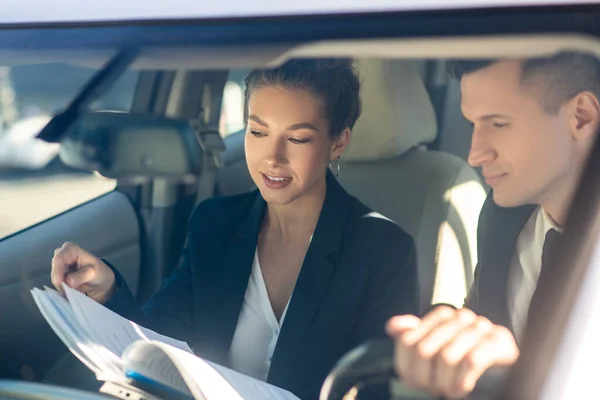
[[244, 58, 362, 138]]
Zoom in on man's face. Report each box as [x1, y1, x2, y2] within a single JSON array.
[[461, 61, 576, 208]]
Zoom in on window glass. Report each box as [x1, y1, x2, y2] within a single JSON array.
[[0, 63, 139, 239], [219, 69, 249, 137]]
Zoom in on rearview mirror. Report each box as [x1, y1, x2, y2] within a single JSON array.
[[59, 112, 205, 183]]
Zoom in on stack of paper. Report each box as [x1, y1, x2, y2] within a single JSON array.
[[31, 284, 300, 400]]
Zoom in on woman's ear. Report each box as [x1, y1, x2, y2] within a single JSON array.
[[570, 91, 600, 141], [330, 128, 352, 160]]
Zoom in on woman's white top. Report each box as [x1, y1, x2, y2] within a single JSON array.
[[228, 248, 291, 381]]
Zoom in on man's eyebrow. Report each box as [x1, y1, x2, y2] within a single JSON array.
[[478, 113, 512, 121], [248, 115, 268, 127], [286, 122, 320, 132]]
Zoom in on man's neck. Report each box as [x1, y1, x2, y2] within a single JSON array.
[[539, 177, 580, 229]]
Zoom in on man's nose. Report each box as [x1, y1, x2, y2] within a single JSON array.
[[467, 128, 496, 168]]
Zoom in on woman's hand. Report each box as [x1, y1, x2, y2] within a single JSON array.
[[50, 242, 116, 304]]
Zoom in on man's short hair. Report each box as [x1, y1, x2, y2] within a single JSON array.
[[447, 52, 600, 114]]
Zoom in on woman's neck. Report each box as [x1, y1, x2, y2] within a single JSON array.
[[264, 178, 327, 241]]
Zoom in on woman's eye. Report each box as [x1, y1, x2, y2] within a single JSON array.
[[250, 130, 266, 137], [493, 122, 509, 128], [289, 137, 311, 144]]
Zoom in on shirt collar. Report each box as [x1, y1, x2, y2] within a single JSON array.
[[540, 207, 563, 234]]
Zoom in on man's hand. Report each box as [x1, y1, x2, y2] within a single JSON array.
[[50, 242, 117, 304], [386, 306, 519, 399]]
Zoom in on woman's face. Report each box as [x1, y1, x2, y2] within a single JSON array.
[[244, 86, 349, 206]]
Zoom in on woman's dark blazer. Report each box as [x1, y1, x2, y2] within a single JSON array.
[[105, 172, 419, 400]]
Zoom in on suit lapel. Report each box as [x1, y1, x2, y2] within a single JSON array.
[[268, 173, 352, 383], [478, 196, 536, 331], [205, 193, 265, 364]]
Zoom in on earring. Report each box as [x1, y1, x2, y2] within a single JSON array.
[[329, 157, 340, 177]]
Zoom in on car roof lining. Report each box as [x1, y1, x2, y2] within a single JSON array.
[[0, 34, 599, 70]]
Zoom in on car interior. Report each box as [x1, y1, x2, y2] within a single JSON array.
[[0, 49, 487, 388], [1, 5, 600, 399]]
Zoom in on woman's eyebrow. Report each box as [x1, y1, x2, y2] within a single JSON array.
[[248, 115, 319, 132], [248, 115, 269, 127], [286, 122, 320, 132]]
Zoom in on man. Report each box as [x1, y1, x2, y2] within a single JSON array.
[[387, 52, 600, 399]]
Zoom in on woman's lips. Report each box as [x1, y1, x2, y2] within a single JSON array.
[[261, 173, 292, 189]]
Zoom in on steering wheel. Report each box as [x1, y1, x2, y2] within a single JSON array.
[[319, 339, 508, 400]]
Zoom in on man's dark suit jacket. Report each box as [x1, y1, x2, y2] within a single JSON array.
[[105, 173, 419, 400], [464, 192, 537, 333]]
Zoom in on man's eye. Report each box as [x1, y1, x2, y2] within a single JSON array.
[[493, 122, 509, 128], [289, 138, 311, 144], [250, 130, 266, 137]]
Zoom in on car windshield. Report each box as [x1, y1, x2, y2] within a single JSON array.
[[0, 62, 138, 169], [0, 12, 599, 400], [0, 61, 140, 239]]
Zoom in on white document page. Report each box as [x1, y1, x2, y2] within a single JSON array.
[[146, 342, 301, 400], [31, 288, 121, 379], [121, 341, 195, 397], [62, 283, 193, 356]]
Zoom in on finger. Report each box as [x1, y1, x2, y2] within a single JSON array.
[[52, 243, 81, 272], [402, 305, 456, 346], [407, 310, 477, 396], [65, 265, 97, 290], [51, 244, 79, 290], [58, 242, 84, 270], [435, 317, 496, 397], [50, 257, 68, 291], [456, 325, 518, 394], [418, 308, 477, 358], [394, 328, 417, 383], [387, 315, 421, 335], [399, 308, 458, 392], [388, 314, 421, 380], [439, 316, 494, 365]]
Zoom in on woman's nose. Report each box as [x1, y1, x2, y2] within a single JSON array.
[[264, 138, 287, 166]]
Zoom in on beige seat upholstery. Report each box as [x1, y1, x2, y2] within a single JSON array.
[[339, 59, 486, 314]]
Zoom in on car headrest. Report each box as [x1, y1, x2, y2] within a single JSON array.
[[342, 59, 437, 162]]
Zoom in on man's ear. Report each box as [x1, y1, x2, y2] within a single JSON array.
[[570, 91, 600, 141], [330, 128, 352, 160]]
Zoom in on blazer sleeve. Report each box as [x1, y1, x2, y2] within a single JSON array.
[[354, 230, 420, 345], [102, 202, 212, 342], [103, 242, 195, 342]]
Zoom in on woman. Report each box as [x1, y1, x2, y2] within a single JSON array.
[[50, 59, 419, 400]]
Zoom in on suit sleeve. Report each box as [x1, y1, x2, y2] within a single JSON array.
[[102, 203, 211, 342], [463, 263, 480, 313], [354, 232, 420, 345], [462, 192, 490, 313]]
